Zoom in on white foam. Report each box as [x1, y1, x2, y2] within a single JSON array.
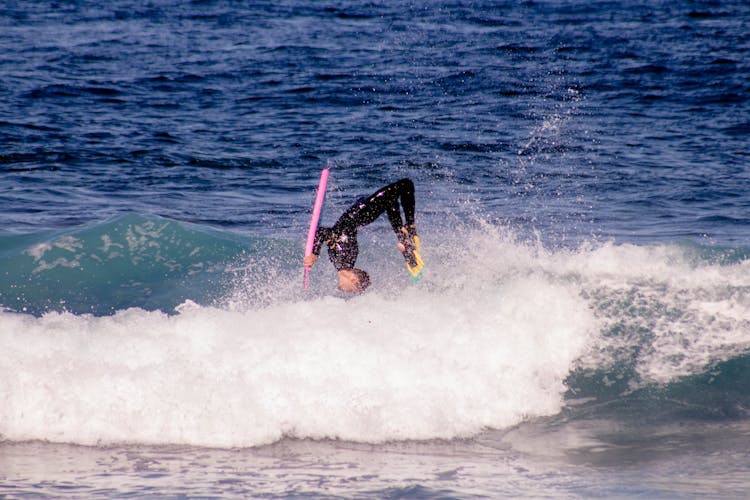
[[3, 225, 748, 448], [424, 225, 750, 385], [0, 229, 596, 447], [543, 239, 750, 384]]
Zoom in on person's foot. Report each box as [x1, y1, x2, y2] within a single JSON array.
[[397, 229, 418, 268]]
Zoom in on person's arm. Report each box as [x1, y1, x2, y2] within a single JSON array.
[[304, 227, 330, 267]]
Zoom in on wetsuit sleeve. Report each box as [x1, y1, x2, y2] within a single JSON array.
[[312, 227, 331, 256]]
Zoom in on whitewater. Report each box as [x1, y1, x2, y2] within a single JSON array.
[[3, 219, 749, 452]]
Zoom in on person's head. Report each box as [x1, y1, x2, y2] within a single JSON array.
[[337, 268, 371, 293]]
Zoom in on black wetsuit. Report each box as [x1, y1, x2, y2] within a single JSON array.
[[312, 178, 416, 271]]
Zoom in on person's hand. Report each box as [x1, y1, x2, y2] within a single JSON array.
[[304, 254, 318, 267]]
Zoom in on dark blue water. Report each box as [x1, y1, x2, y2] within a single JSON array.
[[2, 1, 750, 498], [2, 0, 748, 241]]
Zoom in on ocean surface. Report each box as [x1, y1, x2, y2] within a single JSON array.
[[1, 0, 749, 497]]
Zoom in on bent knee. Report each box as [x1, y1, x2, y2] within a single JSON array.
[[397, 178, 414, 192]]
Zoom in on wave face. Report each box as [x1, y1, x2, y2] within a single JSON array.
[[0, 214, 268, 315], [561, 240, 750, 423], [1, 217, 750, 447]]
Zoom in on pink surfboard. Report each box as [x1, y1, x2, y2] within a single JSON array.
[[303, 168, 329, 289]]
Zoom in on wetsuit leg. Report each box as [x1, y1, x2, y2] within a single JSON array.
[[340, 178, 415, 233], [385, 178, 415, 232]]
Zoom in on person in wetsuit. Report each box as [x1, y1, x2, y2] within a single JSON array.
[[303, 178, 419, 293]]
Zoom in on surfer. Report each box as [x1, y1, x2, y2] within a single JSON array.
[[303, 178, 421, 293]]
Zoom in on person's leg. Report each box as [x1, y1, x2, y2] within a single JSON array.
[[383, 178, 415, 233], [398, 178, 415, 229], [340, 178, 414, 233], [375, 179, 419, 267]]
